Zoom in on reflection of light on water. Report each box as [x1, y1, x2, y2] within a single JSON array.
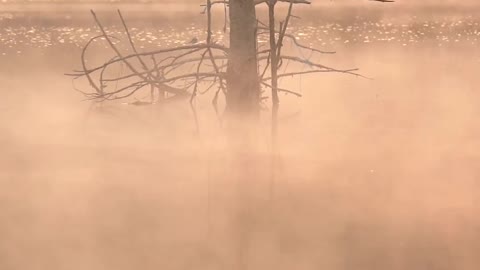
[[0, 14, 480, 56]]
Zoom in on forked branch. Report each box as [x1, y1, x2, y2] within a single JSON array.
[[68, 1, 368, 116]]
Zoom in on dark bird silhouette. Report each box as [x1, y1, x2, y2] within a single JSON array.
[[188, 37, 199, 44]]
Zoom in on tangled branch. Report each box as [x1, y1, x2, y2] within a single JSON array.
[[68, 1, 366, 113]]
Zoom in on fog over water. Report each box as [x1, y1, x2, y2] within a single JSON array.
[[1, 2, 479, 270]]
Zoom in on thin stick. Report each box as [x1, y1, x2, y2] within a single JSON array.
[[267, 0, 279, 204]]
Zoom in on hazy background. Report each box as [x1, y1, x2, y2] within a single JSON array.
[[1, 1, 479, 270], [1, 0, 480, 4], [2, 0, 480, 6]]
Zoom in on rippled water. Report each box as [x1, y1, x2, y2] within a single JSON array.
[[1, 7, 480, 57]]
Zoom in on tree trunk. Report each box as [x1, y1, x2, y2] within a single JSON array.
[[224, 3, 262, 270], [226, 0, 260, 118]]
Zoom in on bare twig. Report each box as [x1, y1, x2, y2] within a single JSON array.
[[72, 4, 373, 124]]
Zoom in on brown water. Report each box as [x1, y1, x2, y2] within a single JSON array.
[[1, 4, 479, 270]]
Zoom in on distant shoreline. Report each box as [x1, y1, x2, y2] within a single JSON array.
[[0, 2, 479, 14], [0, 2, 198, 13]]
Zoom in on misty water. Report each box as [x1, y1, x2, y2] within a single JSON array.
[[1, 3, 479, 270]]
